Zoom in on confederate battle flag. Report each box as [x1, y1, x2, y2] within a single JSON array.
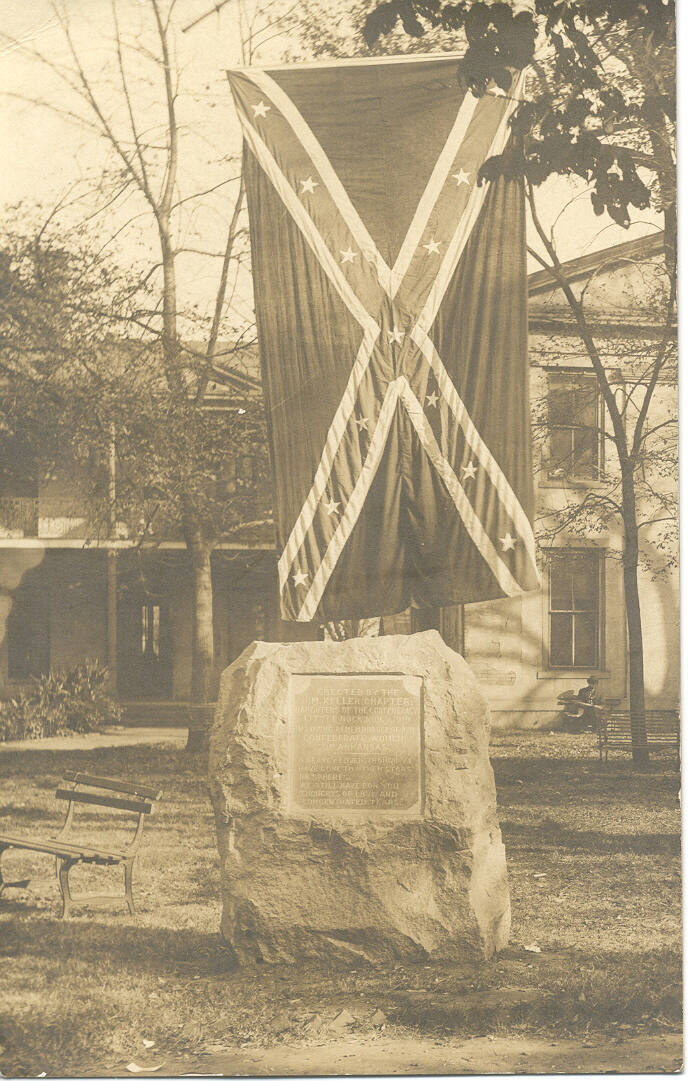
[[227, 55, 540, 623]]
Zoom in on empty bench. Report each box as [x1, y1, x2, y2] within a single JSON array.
[[0, 772, 161, 917], [598, 711, 680, 763]]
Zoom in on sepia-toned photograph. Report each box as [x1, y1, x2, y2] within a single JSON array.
[[0, 0, 680, 1076]]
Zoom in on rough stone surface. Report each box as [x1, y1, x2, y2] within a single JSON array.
[[208, 630, 510, 965]]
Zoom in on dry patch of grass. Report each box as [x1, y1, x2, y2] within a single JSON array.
[[0, 732, 681, 1076]]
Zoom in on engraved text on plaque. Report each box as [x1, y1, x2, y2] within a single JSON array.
[[288, 674, 423, 815]]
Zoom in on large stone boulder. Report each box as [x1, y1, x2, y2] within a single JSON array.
[[208, 630, 510, 965]]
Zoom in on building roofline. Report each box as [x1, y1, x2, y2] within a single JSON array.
[[0, 538, 275, 551], [528, 231, 666, 296], [529, 315, 675, 339]]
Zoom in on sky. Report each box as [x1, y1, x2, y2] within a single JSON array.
[[0, 0, 664, 335]]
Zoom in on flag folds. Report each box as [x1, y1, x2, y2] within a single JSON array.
[[228, 55, 540, 622]]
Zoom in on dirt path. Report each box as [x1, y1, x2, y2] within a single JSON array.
[[118, 1032, 682, 1077]]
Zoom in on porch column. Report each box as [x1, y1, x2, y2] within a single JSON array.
[[106, 549, 118, 694]]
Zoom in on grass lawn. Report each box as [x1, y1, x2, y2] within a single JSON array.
[[0, 731, 681, 1076]]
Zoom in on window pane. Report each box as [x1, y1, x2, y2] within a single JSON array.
[[572, 379, 598, 428], [573, 427, 598, 478], [152, 605, 160, 657], [7, 582, 49, 679], [574, 612, 598, 667], [547, 373, 599, 482], [572, 557, 597, 611], [550, 558, 573, 610], [548, 377, 574, 425], [550, 612, 573, 666], [549, 429, 572, 477]]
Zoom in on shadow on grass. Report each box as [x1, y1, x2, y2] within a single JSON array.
[[493, 755, 679, 802], [0, 744, 206, 787], [1, 909, 681, 1044], [384, 945, 682, 1035], [1, 915, 236, 975], [501, 818, 680, 855], [0, 805, 57, 824]]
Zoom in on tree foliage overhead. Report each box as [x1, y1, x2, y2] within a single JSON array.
[[0, 220, 270, 547], [364, 0, 675, 234]]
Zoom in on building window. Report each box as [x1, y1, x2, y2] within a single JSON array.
[[547, 371, 602, 481], [548, 550, 602, 669], [214, 454, 255, 497], [7, 578, 50, 679], [140, 604, 161, 658]]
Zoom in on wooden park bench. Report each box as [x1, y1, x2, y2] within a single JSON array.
[[598, 710, 680, 764], [0, 772, 161, 917]]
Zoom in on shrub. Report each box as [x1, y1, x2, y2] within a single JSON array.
[[0, 660, 121, 742]]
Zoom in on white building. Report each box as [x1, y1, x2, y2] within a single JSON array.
[[0, 234, 678, 728]]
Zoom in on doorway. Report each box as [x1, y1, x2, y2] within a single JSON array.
[[118, 596, 172, 699]]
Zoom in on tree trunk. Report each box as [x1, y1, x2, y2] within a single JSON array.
[[440, 605, 464, 655], [185, 533, 214, 752], [621, 470, 650, 768], [411, 606, 464, 654]]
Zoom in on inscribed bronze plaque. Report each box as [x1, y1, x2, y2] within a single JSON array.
[[288, 674, 423, 815]]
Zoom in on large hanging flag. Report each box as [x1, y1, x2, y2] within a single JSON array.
[[228, 55, 540, 623]]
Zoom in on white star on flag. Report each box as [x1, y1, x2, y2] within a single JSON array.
[[229, 61, 539, 621]]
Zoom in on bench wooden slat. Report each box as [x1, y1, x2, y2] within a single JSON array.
[[606, 735, 676, 745], [607, 727, 678, 736], [1, 772, 162, 917], [0, 834, 125, 862], [606, 713, 679, 739], [606, 722, 677, 732], [55, 789, 153, 814], [608, 714, 678, 720], [599, 709, 680, 762], [62, 771, 161, 801]]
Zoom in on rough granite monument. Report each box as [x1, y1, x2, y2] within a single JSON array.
[[208, 53, 533, 970], [208, 630, 510, 965]]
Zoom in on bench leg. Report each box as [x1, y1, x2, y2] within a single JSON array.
[[0, 844, 30, 894], [124, 860, 136, 916], [55, 856, 137, 917], [56, 856, 76, 919]]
